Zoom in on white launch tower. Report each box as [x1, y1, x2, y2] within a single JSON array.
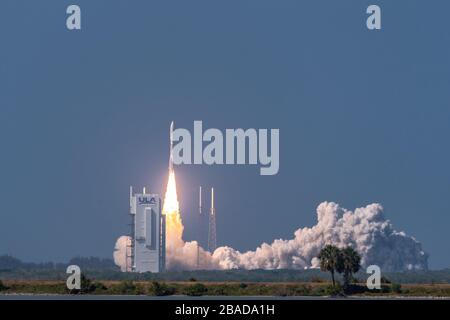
[[128, 186, 166, 273]]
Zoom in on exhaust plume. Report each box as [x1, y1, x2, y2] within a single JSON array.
[[115, 193, 428, 272], [161, 169, 219, 270], [212, 202, 428, 272]]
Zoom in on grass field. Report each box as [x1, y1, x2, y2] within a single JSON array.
[[2, 279, 450, 297]]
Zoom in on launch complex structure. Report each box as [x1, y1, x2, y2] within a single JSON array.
[[126, 186, 166, 273], [125, 121, 217, 273]]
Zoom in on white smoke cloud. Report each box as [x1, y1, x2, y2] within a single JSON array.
[[114, 202, 428, 272], [166, 240, 218, 271], [212, 202, 428, 272], [113, 235, 131, 272]]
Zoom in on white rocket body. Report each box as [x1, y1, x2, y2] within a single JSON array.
[[169, 121, 174, 171]]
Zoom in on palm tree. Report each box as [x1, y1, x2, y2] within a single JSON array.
[[318, 245, 343, 287], [341, 247, 361, 288]]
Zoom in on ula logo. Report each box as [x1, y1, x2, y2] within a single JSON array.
[[139, 197, 156, 205]]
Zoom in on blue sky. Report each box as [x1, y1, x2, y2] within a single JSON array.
[[1, 1, 449, 269]]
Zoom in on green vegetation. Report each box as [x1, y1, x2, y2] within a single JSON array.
[[2, 254, 450, 297], [184, 283, 208, 296], [341, 247, 361, 289], [109, 280, 145, 295], [5, 281, 68, 294], [325, 283, 344, 296], [318, 245, 362, 293], [2, 254, 450, 285], [318, 245, 343, 287], [0, 279, 449, 297], [68, 274, 107, 294], [391, 283, 402, 294], [148, 281, 176, 296]]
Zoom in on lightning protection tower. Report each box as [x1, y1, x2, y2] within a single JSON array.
[[208, 187, 217, 253]]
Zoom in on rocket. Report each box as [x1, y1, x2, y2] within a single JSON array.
[[169, 121, 174, 171]]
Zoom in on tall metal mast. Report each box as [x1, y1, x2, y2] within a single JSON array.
[[199, 186, 202, 215], [208, 187, 217, 253]]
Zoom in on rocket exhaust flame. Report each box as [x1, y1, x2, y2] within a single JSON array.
[[163, 121, 185, 258], [163, 170, 179, 215], [162, 122, 216, 270], [162, 169, 184, 251], [162, 168, 217, 270]]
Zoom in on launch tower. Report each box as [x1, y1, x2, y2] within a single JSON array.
[[128, 186, 166, 273]]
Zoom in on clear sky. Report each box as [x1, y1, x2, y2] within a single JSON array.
[[1, 1, 449, 269]]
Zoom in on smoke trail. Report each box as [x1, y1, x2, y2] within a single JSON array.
[[113, 235, 131, 272], [212, 202, 428, 272]]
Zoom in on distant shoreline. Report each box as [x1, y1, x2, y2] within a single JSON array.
[[1, 280, 450, 298]]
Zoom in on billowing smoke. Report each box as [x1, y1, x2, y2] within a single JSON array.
[[114, 201, 428, 272], [114, 164, 428, 273], [212, 202, 428, 272], [167, 240, 218, 271], [113, 235, 131, 272]]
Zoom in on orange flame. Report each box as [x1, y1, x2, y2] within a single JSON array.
[[163, 170, 179, 215], [163, 169, 184, 251]]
